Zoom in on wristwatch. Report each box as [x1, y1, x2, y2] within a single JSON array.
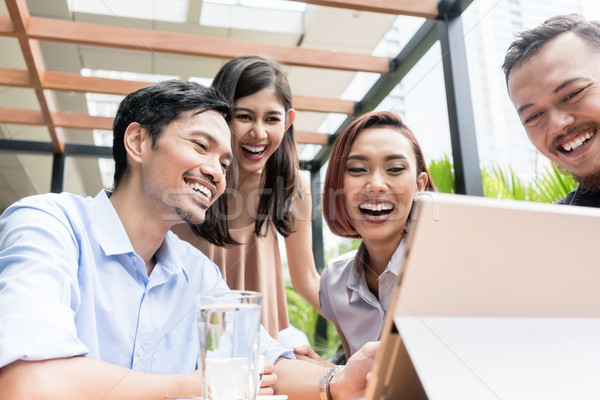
[[319, 366, 341, 400]]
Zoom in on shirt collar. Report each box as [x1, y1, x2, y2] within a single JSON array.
[[387, 239, 405, 276], [156, 232, 189, 282], [94, 190, 135, 256], [347, 242, 369, 302], [94, 190, 188, 282], [348, 242, 367, 291], [570, 186, 600, 207], [348, 240, 404, 281], [347, 239, 405, 302]]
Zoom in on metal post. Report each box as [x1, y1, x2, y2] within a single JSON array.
[[309, 164, 328, 343], [437, 13, 483, 196], [310, 164, 325, 274], [51, 152, 66, 193]]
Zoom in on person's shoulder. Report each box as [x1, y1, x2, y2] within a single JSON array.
[[0, 192, 97, 248], [557, 188, 577, 205], [320, 250, 358, 313], [5, 192, 93, 220], [298, 173, 311, 193], [13, 191, 88, 206], [291, 173, 311, 203], [557, 186, 600, 208], [322, 249, 358, 279], [328, 249, 359, 265], [167, 231, 211, 260]]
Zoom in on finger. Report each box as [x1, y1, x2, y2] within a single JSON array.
[[363, 341, 380, 356], [260, 373, 278, 388], [294, 346, 320, 359], [293, 354, 313, 362], [308, 349, 320, 358], [258, 387, 275, 396], [262, 360, 275, 374], [293, 345, 310, 355]]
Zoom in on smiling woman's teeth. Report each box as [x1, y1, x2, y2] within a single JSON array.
[[359, 203, 394, 219], [563, 132, 594, 152], [186, 181, 210, 198], [360, 203, 393, 212], [241, 144, 265, 155]]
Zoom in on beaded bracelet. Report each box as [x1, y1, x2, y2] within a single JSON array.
[[319, 365, 341, 400]]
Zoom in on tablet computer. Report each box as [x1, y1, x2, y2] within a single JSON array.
[[365, 193, 600, 399]]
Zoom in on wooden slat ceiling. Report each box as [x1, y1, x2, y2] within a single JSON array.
[[0, 0, 439, 154]]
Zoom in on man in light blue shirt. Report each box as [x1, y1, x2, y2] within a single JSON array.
[[0, 80, 377, 399], [0, 189, 286, 373]]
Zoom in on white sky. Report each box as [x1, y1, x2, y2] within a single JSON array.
[[583, 0, 600, 19]]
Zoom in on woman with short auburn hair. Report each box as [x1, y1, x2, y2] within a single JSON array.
[[320, 111, 436, 362]]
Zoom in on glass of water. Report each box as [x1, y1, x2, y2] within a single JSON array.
[[197, 290, 262, 400]]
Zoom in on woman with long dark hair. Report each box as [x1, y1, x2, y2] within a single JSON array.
[[174, 55, 320, 339]]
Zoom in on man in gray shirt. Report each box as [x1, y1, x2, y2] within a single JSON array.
[[503, 13, 600, 207]]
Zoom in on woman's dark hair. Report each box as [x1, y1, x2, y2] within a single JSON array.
[[322, 111, 436, 238], [112, 79, 236, 246], [212, 55, 300, 238]]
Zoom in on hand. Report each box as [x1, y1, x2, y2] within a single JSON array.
[[328, 341, 379, 400], [257, 359, 276, 396], [293, 345, 335, 367]]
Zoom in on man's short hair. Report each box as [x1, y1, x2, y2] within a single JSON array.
[[502, 13, 600, 85]]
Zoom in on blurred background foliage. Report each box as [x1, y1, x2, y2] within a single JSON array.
[[286, 155, 577, 359], [427, 154, 577, 201]]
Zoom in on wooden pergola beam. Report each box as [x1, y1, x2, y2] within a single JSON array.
[[5, 0, 65, 154], [293, 94, 355, 114], [0, 107, 330, 146], [0, 107, 112, 130], [0, 10, 12, 32], [0, 67, 356, 114], [44, 71, 152, 96], [0, 14, 390, 75], [52, 112, 113, 131], [0, 1, 366, 151], [295, 131, 330, 146], [294, 0, 439, 19], [0, 107, 45, 125], [0, 67, 30, 87]]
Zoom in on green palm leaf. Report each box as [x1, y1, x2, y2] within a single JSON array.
[[426, 156, 576, 203]]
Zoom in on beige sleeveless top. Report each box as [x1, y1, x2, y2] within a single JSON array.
[[172, 223, 290, 339]]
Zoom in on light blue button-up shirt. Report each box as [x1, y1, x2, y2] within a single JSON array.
[[0, 190, 290, 372]]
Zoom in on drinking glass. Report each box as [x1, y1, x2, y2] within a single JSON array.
[[197, 290, 262, 400]]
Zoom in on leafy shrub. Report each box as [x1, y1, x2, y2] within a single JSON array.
[[429, 156, 576, 202], [428, 155, 455, 194], [286, 286, 340, 359]]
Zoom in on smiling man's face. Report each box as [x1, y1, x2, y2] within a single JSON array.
[[142, 109, 232, 226], [508, 32, 600, 189]]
